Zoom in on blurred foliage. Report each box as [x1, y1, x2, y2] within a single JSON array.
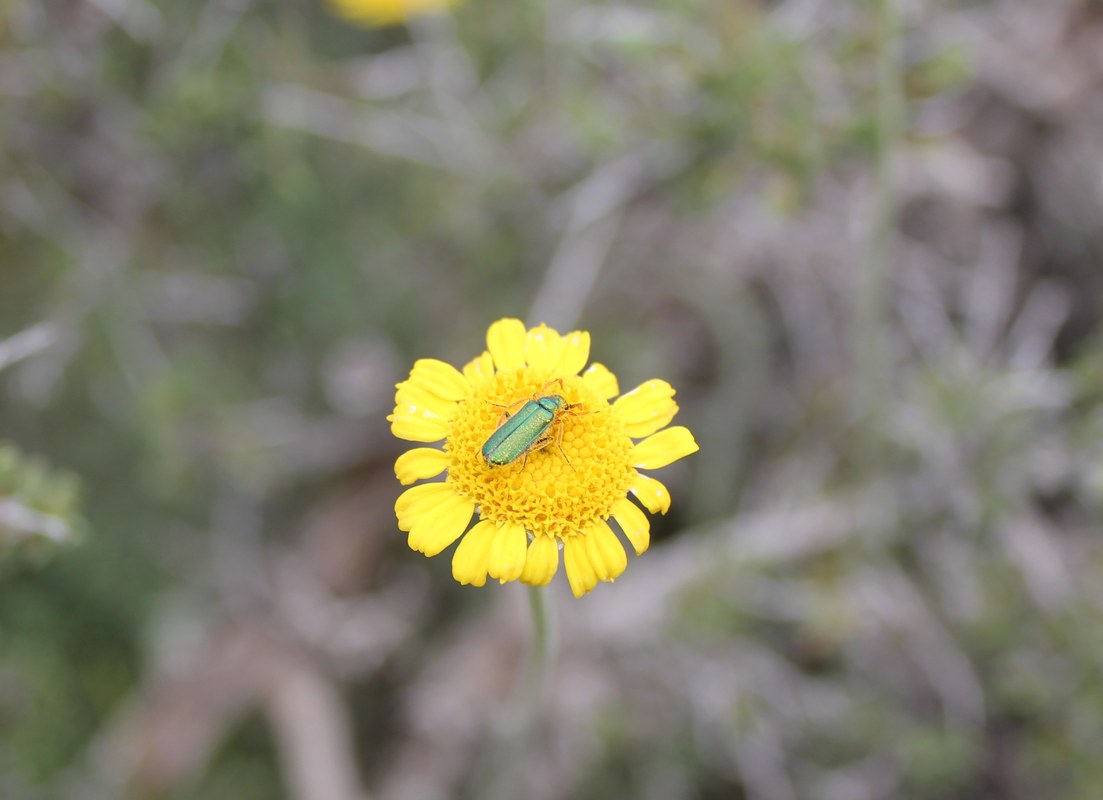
[[0, 441, 83, 560], [3, 0, 1103, 799]]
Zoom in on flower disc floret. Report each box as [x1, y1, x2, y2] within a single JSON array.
[[447, 368, 634, 540]]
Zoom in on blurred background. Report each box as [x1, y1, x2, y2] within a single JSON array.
[[3, 0, 1103, 798]]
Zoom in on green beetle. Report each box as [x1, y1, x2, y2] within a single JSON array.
[[482, 389, 579, 468]]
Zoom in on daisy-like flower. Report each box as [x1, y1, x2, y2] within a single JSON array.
[[389, 318, 699, 598], [327, 0, 457, 27]]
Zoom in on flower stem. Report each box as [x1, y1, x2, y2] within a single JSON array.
[[482, 585, 555, 800], [525, 583, 552, 701]]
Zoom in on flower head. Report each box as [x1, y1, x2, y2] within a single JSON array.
[[327, 0, 456, 27], [389, 319, 698, 597]]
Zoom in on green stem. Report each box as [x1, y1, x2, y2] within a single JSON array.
[[525, 583, 552, 701], [483, 585, 555, 800]]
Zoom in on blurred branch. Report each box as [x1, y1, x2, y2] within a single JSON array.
[[84, 0, 164, 42], [264, 651, 368, 800], [852, 0, 903, 439], [262, 83, 487, 173], [101, 614, 377, 800], [0, 324, 82, 551], [529, 143, 687, 330], [529, 210, 621, 332], [0, 322, 57, 372]]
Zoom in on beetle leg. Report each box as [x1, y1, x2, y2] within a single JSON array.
[[488, 396, 529, 429], [535, 377, 566, 396], [529, 432, 555, 454], [560, 401, 591, 418], [489, 398, 527, 413], [553, 418, 575, 471], [531, 418, 574, 471]]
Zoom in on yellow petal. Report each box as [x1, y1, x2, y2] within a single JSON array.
[[629, 472, 671, 515], [408, 493, 474, 557], [462, 351, 495, 386], [583, 520, 627, 582], [581, 363, 619, 400], [389, 413, 450, 443], [394, 382, 457, 419], [524, 324, 563, 373], [632, 426, 699, 469], [486, 318, 527, 371], [390, 381, 456, 442], [613, 379, 679, 438], [487, 521, 527, 583], [556, 330, 591, 376], [395, 482, 453, 519], [520, 535, 559, 586], [408, 358, 470, 402], [394, 447, 449, 485], [328, 0, 455, 27], [611, 497, 651, 555], [563, 535, 598, 598], [452, 520, 497, 587], [396, 482, 472, 555]]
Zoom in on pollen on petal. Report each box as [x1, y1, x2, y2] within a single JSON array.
[[583, 520, 627, 582], [556, 331, 591, 376], [487, 318, 527, 371], [452, 520, 497, 587], [524, 324, 563, 373], [611, 496, 651, 554], [391, 382, 456, 442], [520, 535, 559, 586], [395, 382, 457, 419], [394, 447, 449, 485], [613, 379, 679, 438], [409, 358, 471, 401], [563, 535, 598, 598], [581, 363, 619, 400], [487, 521, 527, 583], [629, 472, 671, 515], [632, 426, 699, 469]]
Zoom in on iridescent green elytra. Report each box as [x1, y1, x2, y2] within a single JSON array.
[[482, 394, 569, 467]]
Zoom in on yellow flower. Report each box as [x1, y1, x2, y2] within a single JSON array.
[[327, 0, 456, 27], [388, 319, 699, 598]]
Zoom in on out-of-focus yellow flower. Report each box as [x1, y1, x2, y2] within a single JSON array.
[[389, 318, 699, 598], [327, 0, 457, 27]]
